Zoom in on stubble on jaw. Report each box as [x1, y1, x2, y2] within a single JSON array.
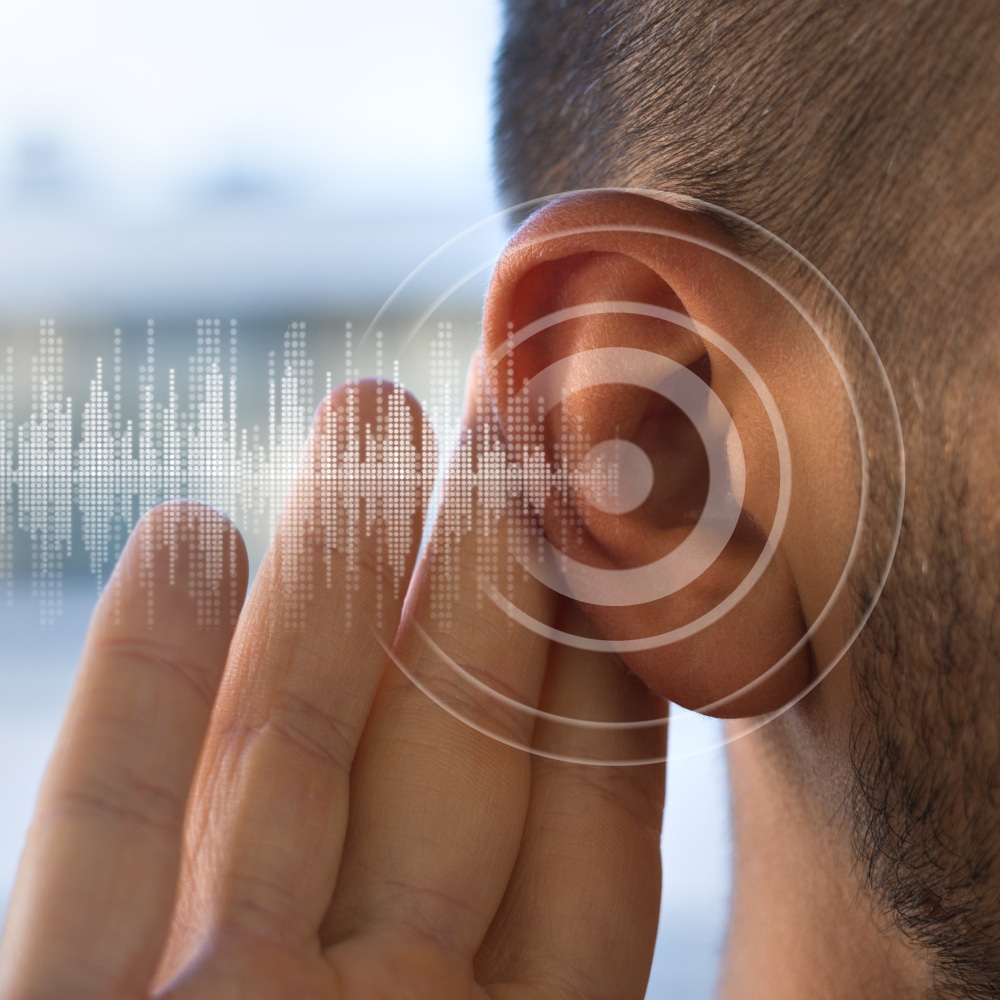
[[850, 366, 1000, 1000]]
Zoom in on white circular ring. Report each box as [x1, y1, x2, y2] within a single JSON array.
[[368, 195, 904, 753]]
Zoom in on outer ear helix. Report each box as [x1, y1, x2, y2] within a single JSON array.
[[481, 290, 806, 717]]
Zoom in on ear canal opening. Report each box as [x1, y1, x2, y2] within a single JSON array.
[[688, 349, 712, 386], [627, 350, 714, 538]]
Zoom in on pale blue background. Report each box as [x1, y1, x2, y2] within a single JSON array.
[[0, 1, 732, 994]]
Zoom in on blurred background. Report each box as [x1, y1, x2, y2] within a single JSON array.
[[0, 1, 731, 995]]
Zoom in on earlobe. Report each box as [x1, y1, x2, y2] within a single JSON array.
[[480, 190, 843, 718]]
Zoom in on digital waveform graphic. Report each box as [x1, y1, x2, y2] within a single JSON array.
[[0, 318, 632, 627]]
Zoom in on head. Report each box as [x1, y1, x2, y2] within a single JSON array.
[[490, 1, 1000, 995]]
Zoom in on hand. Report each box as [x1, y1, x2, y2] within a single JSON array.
[[0, 382, 665, 1000]]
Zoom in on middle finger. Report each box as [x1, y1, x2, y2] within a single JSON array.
[[320, 374, 555, 975], [161, 381, 431, 974]]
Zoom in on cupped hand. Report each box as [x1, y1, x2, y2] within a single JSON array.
[[0, 381, 665, 1000]]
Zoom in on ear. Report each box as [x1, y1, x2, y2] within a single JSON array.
[[481, 190, 860, 718]]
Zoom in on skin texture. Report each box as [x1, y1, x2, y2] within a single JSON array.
[[481, 189, 944, 998], [493, 3, 1000, 996]]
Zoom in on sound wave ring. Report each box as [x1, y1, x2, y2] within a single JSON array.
[[368, 188, 905, 762]]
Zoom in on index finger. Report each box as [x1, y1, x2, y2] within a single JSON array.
[[158, 381, 433, 980]]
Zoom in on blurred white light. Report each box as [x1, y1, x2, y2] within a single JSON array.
[[0, 0, 503, 312], [0, 0, 501, 218]]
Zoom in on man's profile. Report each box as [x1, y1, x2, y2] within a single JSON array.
[[498, 1, 1000, 994], [0, 1, 998, 999]]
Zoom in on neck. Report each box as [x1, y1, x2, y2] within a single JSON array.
[[716, 715, 930, 999]]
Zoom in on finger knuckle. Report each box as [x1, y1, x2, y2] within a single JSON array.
[[45, 761, 185, 836], [265, 690, 357, 779], [98, 633, 218, 712]]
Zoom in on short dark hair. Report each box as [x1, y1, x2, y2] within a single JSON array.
[[494, 0, 999, 368]]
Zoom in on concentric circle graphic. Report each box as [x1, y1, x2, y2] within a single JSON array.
[[363, 188, 905, 765]]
